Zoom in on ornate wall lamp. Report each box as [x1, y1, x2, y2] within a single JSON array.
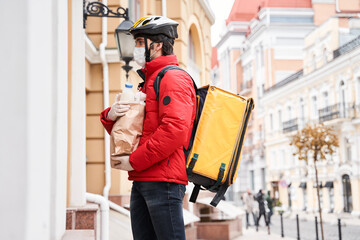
[[83, 0, 134, 79]]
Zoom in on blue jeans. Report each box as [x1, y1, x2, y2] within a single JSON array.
[[130, 181, 186, 240]]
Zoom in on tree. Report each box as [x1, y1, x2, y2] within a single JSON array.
[[290, 124, 339, 240]]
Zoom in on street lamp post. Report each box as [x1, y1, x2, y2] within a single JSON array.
[[115, 19, 135, 80], [83, 0, 134, 80]]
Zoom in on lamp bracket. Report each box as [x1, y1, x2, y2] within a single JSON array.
[[83, 0, 129, 28]]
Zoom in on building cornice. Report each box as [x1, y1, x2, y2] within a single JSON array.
[[85, 34, 121, 64], [215, 31, 245, 49], [263, 45, 360, 103], [198, 0, 215, 25]]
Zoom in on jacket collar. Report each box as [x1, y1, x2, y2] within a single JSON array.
[[144, 55, 179, 77]]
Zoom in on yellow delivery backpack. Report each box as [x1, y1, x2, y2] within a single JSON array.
[[154, 66, 254, 207]]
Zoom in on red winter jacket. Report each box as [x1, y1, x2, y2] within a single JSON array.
[[100, 55, 196, 185]]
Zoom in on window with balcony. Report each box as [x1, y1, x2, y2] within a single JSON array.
[[283, 105, 298, 133]]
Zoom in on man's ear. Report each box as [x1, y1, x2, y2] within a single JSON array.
[[156, 42, 163, 51]]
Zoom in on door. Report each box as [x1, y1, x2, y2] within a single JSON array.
[[342, 174, 353, 213]]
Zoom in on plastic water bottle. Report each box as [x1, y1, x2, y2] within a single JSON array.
[[120, 83, 134, 102]]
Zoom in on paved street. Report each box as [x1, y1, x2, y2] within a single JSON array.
[[252, 214, 360, 240]]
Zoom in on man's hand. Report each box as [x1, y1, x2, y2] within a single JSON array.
[[107, 94, 131, 121], [111, 155, 134, 171]]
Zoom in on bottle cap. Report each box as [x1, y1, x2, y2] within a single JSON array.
[[125, 83, 133, 88]]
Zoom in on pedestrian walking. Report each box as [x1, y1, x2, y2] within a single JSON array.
[[266, 190, 274, 225], [255, 189, 269, 227], [243, 189, 257, 227], [100, 15, 197, 240]]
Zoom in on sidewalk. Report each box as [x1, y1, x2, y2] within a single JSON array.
[[234, 227, 295, 240], [283, 210, 360, 226]]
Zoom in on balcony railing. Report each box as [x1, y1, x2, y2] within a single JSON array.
[[282, 118, 298, 133], [318, 103, 352, 123], [265, 70, 303, 93], [333, 35, 360, 59]]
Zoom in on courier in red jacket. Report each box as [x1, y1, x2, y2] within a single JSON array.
[[100, 16, 196, 240]]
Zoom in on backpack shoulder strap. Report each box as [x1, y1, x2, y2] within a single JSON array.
[[154, 65, 197, 100]]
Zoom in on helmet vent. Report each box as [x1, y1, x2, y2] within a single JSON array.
[[142, 19, 151, 26], [154, 17, 160, 20]]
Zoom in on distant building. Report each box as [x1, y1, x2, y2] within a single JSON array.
[[263, 16, 360, 215]]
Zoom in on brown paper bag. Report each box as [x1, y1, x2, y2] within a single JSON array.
[[110, 102, 145, 169]]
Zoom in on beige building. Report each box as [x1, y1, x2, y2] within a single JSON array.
[[263, 16, 360, 215], [2, 0, 214, 239]]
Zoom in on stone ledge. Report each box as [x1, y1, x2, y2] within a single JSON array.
[[66, 204, 98, 231], [62, 230, 95, 240]]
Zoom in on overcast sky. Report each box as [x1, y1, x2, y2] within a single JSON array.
[[208, 0, 235, 46]]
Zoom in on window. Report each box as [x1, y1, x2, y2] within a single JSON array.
[[129, 0, 141, 22], [250, 170, 255, 190], [340, 81, 346, 117], [312, 96, 318, 119], [278, 110, 282, 130], [356, 78, 360, 104], [261, 168, 266, 190], [346, 138, 352, 162], [299, 98, 305, 127], [281, 150, 286, 167], [188, 31, 195, 61], [329, 187, 334, 212], [303, 188, 307, 211], [269, 113, 274, 130], [323, 91, 329, 108], [270, 16, 313, 23], [271, 151, 276, 169], [260, 44, 264, 68], [187, 30, 201, 87], [243, 62, 253, 88], [357, 78, 360, 104], [312, 54, 316, 71], [287, 106, 292, 120], [323, 48, 328, 64]]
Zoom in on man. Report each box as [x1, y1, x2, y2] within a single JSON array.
[[266, 190, 274, 225], [100, 16, 196, 240], [255, 189, 269, 227], [243, 189, 257, 228]]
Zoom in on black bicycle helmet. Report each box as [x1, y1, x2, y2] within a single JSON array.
[[130, 15, 179, 39]]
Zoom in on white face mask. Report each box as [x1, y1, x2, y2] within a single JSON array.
[[133, 47, 145, 68]]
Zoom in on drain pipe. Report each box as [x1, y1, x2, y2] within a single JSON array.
[[162, 0, 167, 17], [100, 0, 111, 200], [86, 193, 109, 240], [336, 0, 341, 12]]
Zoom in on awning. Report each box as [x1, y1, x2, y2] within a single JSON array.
[[299, 182, 307, 188], [324, 181, 334, 188], [196, 197, 245, 220]]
